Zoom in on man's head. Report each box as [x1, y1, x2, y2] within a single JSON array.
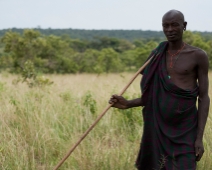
[[162, 10, 187, 42]]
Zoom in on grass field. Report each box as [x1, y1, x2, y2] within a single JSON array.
[[0, 73, 211, 170]]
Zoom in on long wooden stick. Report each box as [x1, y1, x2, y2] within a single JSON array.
[[53, 55, 154, 170]]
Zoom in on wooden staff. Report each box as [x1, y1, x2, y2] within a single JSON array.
[[53, 55, 155, 170]]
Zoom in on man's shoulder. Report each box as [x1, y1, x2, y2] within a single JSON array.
[[186, 44, 209, 69], [186, 44, 208, 58]]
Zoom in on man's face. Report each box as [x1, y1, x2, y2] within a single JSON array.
[[162, 14, 186, 42]]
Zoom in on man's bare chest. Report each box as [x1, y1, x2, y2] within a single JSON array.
[[166, 52, 197, 76]]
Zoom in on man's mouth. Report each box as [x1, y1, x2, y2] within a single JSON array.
[[167, 34, 176, 38]]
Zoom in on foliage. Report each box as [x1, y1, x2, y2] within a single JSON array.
[[1, 30, 76, 73], [12, 60, 53, 88], [0, 28, 167, 41], [83, 91, 97, 115], [0, 82, 5, 93], [0, 29, 212, 74], [1, 28, 211, 41]]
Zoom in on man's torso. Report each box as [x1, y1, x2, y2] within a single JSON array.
[[166, 44, 203, 90]]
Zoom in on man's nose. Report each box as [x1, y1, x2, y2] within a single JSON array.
[[167, 25, 173, 31]]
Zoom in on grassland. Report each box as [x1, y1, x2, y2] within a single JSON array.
[[0, 73, 211, 170]]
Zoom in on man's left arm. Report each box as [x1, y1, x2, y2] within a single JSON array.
[[195, 50, 210, 161]]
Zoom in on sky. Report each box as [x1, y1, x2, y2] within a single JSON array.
[[0, 0, 212, 32]]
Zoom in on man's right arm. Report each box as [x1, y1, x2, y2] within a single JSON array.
[[126, 98, 143, 108], [109, 95, 142, 109]]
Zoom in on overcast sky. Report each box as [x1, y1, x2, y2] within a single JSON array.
[[0, 0, 211, 31]]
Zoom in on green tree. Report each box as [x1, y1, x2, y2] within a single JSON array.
[[89, 37, 134, 53], [1, 29, 78, 73], [98, 48, 123, 73]]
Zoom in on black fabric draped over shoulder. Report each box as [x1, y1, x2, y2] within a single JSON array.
[[136, 41, 198, 170]]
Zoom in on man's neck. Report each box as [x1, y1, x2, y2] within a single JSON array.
[[168, 40, 184, 50]]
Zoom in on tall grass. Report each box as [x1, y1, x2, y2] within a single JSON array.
[[0, 73, 211, 170]]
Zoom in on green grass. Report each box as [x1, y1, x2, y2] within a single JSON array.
[[0, 73, 211, 170]]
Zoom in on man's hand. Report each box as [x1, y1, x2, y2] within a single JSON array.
[[195, 139, 204, 161], [109, 94, 129, 109]]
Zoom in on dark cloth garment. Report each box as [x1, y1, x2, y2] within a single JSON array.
[[135, 41, 199, 170]]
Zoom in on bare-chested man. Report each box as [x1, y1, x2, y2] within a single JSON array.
[[109, 10, 210, 170]]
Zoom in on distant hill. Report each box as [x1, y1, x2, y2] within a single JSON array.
[[0, 28, 211, 41]]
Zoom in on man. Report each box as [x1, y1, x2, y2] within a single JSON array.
[[109, 10, 210, 170]]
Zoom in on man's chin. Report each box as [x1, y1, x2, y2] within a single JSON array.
[[166, 36, 180, 42], [167, 38, 178, 42]]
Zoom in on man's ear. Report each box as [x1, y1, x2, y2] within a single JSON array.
[[183, 22, 187, 31]]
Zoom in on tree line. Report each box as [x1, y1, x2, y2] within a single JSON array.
[[0, 28, 212, 41], [0, 29, 211, 74], [0, 28, 167, 41]]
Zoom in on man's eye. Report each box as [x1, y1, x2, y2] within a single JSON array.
[[172, 23, 179, 27]]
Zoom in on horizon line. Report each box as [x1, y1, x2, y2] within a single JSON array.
[[0, 27, 212, 33]]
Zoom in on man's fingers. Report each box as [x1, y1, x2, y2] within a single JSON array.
[[109, 94, 124, 106], [198, 148, 204, 161], [195, 147, 204, 161], [110, 94, 121, 102], [195, 147, 200, 161], [112, 94, 122, 100], [110, 99, 117, 103], [195, 147, 199, 157], [109, 97, 118, 104], [113, 99, 118, 102], [196, 154, 201, 161], [112, 94, 118, 98]]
